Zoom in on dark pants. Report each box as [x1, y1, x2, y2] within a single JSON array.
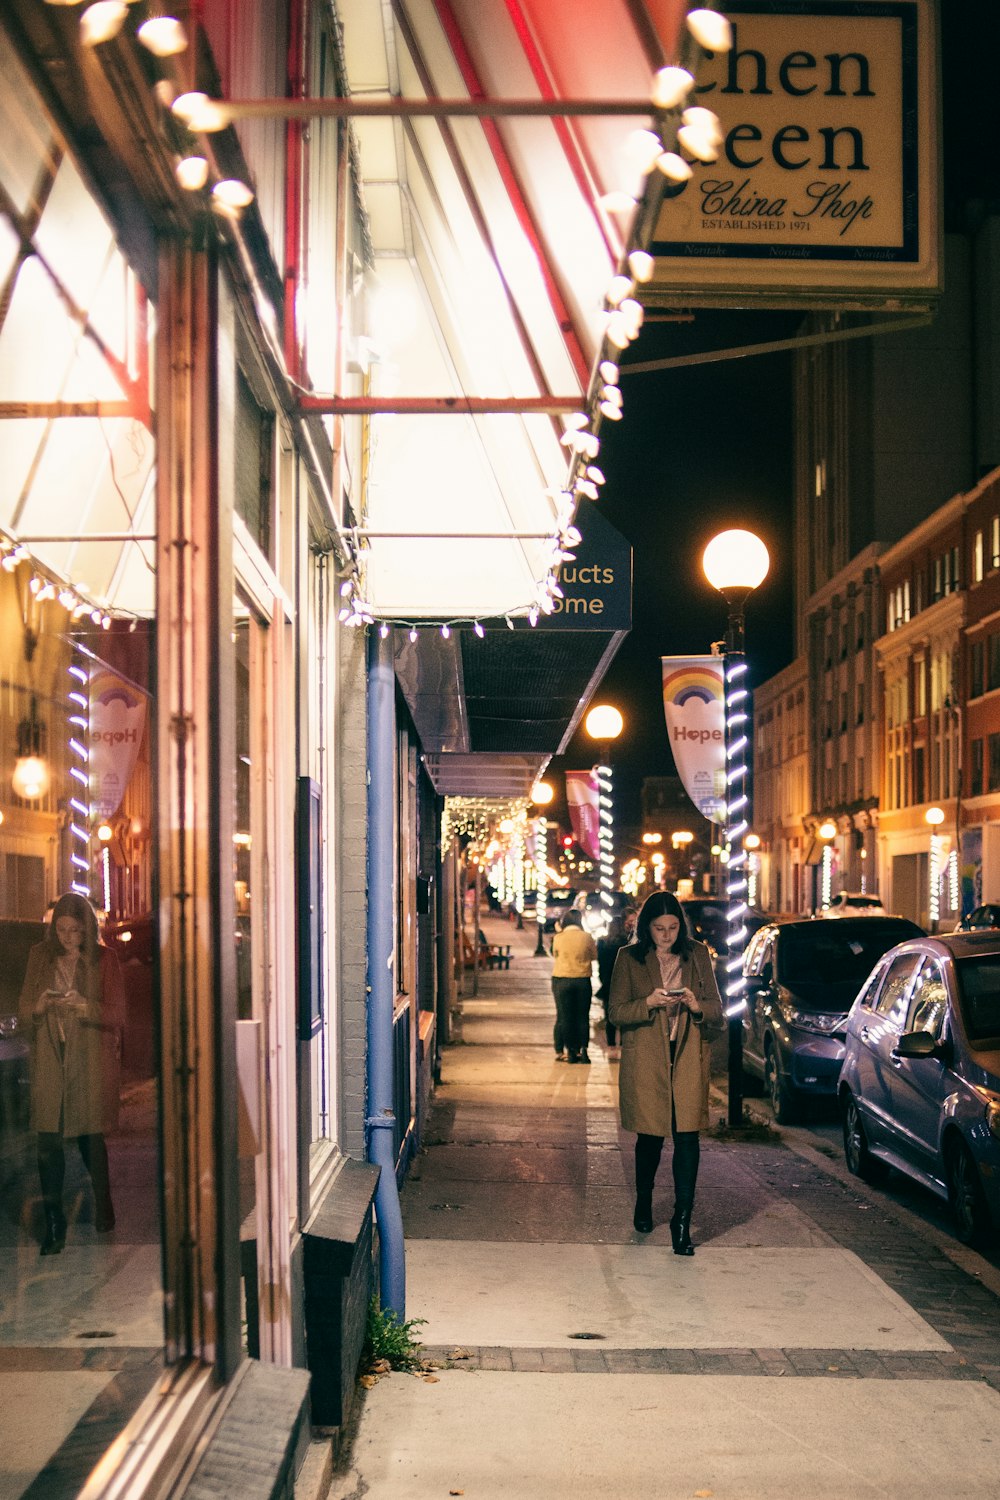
[[634, 1129, 700, 1215], [551, 976, 592, 1057], [37, 1131, 113, 1224]]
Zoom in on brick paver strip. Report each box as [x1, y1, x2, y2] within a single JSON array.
[[419, 1344, 987, 1380]]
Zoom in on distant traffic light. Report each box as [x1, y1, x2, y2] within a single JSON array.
[[562, 835, 573, 848]]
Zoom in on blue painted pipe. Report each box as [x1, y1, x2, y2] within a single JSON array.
[[365, 628, 406, 1318]]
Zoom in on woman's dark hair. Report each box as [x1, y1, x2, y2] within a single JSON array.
[[628, 890, 692, 963], [46, 892, 100, 963], [559, 908, 583, 929]]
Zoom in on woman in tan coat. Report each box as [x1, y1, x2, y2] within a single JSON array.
[[19, 892, 125, 1254], [609, 890, 724, 1251]]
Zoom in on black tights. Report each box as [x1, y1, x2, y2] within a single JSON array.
[[37, 1132, 112, 1217], [634, 1129, 700, 1213]]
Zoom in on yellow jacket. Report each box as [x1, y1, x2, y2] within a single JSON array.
[[551, 924, 597, 978]]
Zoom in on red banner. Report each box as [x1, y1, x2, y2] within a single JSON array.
[[565, 771, 600, 861]]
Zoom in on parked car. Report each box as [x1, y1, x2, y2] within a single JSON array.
[[954, 904, 1000, 933], [839, 930, 1000, 1245], [742, 915, 924, 1122], [574, 889, 632, 939], [544, 887, 579, 932], [825, 892, 887, 916]]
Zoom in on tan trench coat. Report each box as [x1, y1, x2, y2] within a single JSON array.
[[608, 940, 724, 1135], [18, 942, 125, 1136]]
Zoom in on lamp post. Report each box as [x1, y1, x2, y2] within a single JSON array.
[[703, 528, 770, 1128], [585, 705, 624, 929], [530, 780, 554, 955], [926, 805, 945, 932]]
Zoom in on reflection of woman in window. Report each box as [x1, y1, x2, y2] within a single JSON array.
[[18, 893, 125, 1255]]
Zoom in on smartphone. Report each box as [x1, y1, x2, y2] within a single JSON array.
[[664, 989, 686, 997]]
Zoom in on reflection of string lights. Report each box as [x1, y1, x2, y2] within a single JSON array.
[[948, 849, 959, 914], [926, 807, 945, 928], [68, 654, 92, 899]]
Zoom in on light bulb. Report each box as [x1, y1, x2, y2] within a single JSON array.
[[599, 360, 619, 385], [172, 92, 227, 132], [586, 466, 606, 485], [379, 623, 389, 639], [677, 125, 719, 163], [441, 624, 450, 639], [627, 250, 655, 283], [656, 152, 693, 182], [80, 2, 127, 45], [598, 191, 638, 215], [682, 107, 723, 144], [625, 129, 664, 174], [212, 179, 255, 211], [652, 66, 694, 110], [605, 313, 631, 350], [687, 8, 733, 53], [606, 274, 633, 307], [137, 16, 187, 55], [474, 621, 485, 637], [176, 156, 209, 191], [408, 627, 418, 643], [600, 402, 623, 421]]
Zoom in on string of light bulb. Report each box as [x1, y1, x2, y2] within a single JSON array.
[[40, 2, 734, 639]]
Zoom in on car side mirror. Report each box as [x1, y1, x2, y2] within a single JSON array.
[[895, 1029, 938, 1059]]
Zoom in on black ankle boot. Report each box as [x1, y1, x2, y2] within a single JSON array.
[[633, 1196, 653, 1234], [669, 1207, 694, 1255], [40, 1207, 66, 1256]]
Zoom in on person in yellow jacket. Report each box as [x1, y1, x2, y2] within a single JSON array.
[[550, 909, 598, 1064]]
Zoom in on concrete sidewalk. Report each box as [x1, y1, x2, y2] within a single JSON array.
[[327, 913, 1000, 1499]]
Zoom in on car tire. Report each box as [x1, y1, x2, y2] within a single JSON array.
[[841, 1090, 889, 1184], [764, 1043, 797, 1124], [947, 1139, 991, 1247]]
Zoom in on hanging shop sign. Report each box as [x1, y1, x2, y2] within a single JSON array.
[[661, 656, 726, 825], [531, 500, 632, 631], [650, 0, 939, 307]]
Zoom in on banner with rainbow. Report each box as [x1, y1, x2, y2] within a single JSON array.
[[661, 656, 726, 825]]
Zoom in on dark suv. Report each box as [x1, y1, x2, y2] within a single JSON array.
[[742, 916, 923, 1121]]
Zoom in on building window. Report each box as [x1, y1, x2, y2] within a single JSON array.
[[971, 640, 985, 698], [933, 556, 943, 601], [990, 733, 1000, 794], [914, 569, 926, 614], [992, 515, 1000, 569], [915, 660, 926, 717], [972, 737, 984, 796], [990, 633, 1000, 694], [914, 745, 926, 804], [974, 530, 984, 583]]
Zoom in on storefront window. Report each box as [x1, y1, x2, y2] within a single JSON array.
[[0, 48, 162, 1492]]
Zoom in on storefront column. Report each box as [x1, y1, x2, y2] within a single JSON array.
[[156, 236, 241, 1376]]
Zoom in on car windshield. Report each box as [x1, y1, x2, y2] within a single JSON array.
[[955, 955, 1000, 1044], [839, 896, 882, 908], [778, 920, 921, 989]]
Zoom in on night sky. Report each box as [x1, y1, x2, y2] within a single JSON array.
[[550, 310, 796, 827]]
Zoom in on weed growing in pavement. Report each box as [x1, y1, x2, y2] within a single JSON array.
[[710, 1109, 776, 1142], [362, 1298, 427, 1372]]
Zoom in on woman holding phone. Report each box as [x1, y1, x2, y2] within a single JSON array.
[[609, 890, 724, 1251]]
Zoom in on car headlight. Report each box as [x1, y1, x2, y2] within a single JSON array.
[[975, 1088, 1000, 1141], [778, 1002, 846, 1034]]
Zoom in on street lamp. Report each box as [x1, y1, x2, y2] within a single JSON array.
[[530, 780, 554, 955], [585, 704, 624, 925], [926, 806, 945, 932], [703, 527, 770, 1127]]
